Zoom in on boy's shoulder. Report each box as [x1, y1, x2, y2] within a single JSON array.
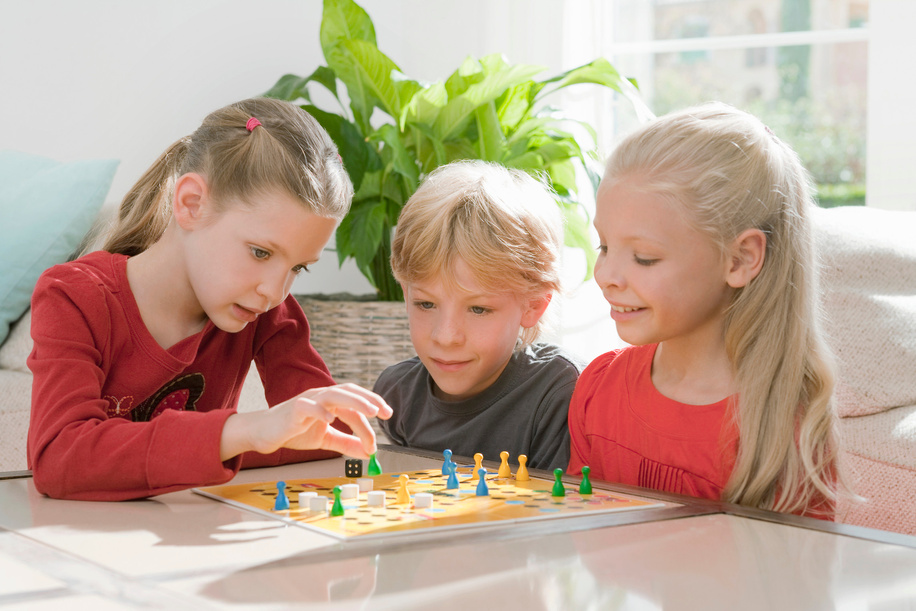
[[522, 342, 588, 375], [374, 355, 424, 392]]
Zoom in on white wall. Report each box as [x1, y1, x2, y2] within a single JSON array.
[[0, 0, 569, 299]]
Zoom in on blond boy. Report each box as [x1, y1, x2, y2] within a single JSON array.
[[373, 161, 583, 470]]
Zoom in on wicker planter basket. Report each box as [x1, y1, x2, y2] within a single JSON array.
[[297, 296, 415, 444], [296, 295, 415, 391]]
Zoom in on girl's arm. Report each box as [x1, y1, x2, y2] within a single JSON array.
[[236, 295, 391, 469]]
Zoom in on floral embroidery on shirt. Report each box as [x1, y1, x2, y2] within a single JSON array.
[[131, 373, 205, 422]]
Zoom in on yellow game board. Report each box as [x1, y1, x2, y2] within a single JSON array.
[[193, 465, 665, 540]]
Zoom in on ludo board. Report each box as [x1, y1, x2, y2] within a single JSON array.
[[193, 464, 665, 540]]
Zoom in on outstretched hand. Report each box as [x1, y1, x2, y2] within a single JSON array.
[[220, 383, 393, 461]]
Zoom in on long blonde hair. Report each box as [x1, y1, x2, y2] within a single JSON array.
[[604, 102, 839, 514], [103, 98, 352, 255], [391, 160, 563, 348]]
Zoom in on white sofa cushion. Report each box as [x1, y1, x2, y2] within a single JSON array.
[[814, 206, 916, 418], [839, 404, 916, 469]]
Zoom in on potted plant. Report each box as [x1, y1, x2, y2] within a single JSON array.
[[265, 0, 647, 302], [262, 0, 647, 397]]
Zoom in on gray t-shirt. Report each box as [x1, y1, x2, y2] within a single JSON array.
[[373, 343, 583, 471]]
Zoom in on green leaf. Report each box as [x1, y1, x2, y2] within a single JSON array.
[[537, 58, 654, 122], [533, 140, 581, 166], [370, 124, 420, 187], [401, 81, 447, 131], [559, 201, 596, 280], [474, 103, 505, 161], [547, 158, 578, 195], [320, 0, 376, 52], [307, 65, 340, 99], [407, 122, 448, 171], [434, 63, 545, 140], [496, 82, 534, 132], [538, 58, 624, 93], [300, 104, 374, 191], [340, 39, 403, 119], [263, 73, 313, 103], [444, 56, 485, 97], [347, 199, 386, 276], [320, 0, 382, 132]]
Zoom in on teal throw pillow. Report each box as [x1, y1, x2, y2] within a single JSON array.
[[0, 151, 119, 344]]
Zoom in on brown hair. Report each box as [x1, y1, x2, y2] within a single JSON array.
[[103, 98, 352, 255]]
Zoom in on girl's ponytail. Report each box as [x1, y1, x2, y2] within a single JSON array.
[[101, 97, 351, 256], [102, 137, 190, 256]]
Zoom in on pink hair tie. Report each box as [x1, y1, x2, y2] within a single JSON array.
[[246, 117, 262, 132]]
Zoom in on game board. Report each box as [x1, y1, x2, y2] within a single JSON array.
[[193, 463, 666, 541]]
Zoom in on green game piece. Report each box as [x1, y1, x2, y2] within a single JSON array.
[[330, 486, 345, 517], [367, 453, 382, 476], [579, 466, 593, 495], [552, 468, 566, 497]]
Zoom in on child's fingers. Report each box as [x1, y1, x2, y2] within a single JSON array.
[[317, 426, 375, 459], [331, 405, 379, 455], [291, 397, 378, 456], [303, 384, 393, 420]]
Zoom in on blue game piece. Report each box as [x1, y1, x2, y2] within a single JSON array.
[[442, 449, 453, 475], [475, 468, 489, 496], [446, 461, 460, 489], [273, 480, 290, 510]]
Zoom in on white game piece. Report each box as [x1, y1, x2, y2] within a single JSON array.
[[298, 491, 318, 506], [367, 490, 386, 507], [340, 483, 359, 499], [309, 496, 329, 512], [357, 477, 374, 492], [413, 492, 433, 509]]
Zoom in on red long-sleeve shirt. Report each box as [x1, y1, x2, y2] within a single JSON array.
[[28, 251, 340, 501]]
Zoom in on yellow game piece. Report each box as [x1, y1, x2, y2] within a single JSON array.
[[498, 451, 511, 479], [516, 454, 529, 481], [471, 453, 484, 481], [396, 474, 411, 505]]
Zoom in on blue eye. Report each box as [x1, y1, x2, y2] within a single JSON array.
[[251, 247, 270, 260], [413, 301, 434, 310], [469, 306, 490, 315]]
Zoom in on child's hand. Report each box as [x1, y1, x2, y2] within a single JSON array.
[[220, 384, 393, 461]]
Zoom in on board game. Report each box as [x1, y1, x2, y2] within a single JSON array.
[[193, 459, 665, 541]]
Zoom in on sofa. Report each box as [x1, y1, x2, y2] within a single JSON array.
[[814, 205, 916, 536], [1, 152, 914, 534]]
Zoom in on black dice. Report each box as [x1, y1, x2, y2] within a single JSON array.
[[345, 459, 363, 478]]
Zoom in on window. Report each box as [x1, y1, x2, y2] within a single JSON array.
[[566, 0, 869, 208]]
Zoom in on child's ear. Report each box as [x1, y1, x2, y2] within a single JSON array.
[[520, 293, 552, 329], [173, 173, 211, 230], [725, 228, 766, 288]]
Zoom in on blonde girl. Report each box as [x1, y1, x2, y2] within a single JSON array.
[[568, 102, 838, 517], [28, 98, 391, 501]]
